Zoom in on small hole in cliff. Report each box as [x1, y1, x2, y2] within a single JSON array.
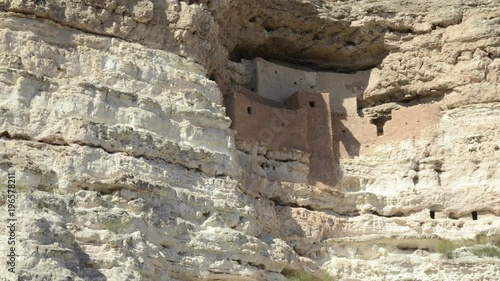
[[293, 81, 297, 85], [344, 41, 355, 47], [430, 210, 435, 219], [281, 122, 285, 127], [247, 107, 252, 114], [472, 211, 478, 220], [274, 70, 278, 74], [309, 101, 315, 108], [495, 145, 499, 151], [413, 176, 419, 185], [251, 87, 255, 91], [310, 85, 315, 89]]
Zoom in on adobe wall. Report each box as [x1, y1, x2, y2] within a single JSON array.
[[332, 103, 441, 158], [331, 103, 441, 159], [224, 91, 308, 151], [333, 114, 378, 159], [329, 96, 378, 159], [286, 92, 337, 185], [226, 58, 442, 188], [382, 104, 441, 141], [254, 58, 371, 116]]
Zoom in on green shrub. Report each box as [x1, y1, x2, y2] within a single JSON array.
[[435, 237, 500, 259], [435, 239, 455, 259], [472, 246, 500, 258]]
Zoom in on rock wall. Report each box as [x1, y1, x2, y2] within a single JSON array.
[[0, 1, 499, 281]]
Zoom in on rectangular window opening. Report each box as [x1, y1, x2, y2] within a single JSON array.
[[472, 211, 478, 220]]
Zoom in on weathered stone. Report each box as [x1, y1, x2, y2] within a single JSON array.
[[0, 1, 498, 280]]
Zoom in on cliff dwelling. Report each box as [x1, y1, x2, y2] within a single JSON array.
[[224, 58, 441, 187], [1, 1, 499, 280], [224, 58, 374, 186]]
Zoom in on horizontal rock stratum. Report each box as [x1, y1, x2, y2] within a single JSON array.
[[0, 1, 499, 280]]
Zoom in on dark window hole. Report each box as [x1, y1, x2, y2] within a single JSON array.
[[344, 41, 355, 47], [371, 116, 391, 136], [309, 101, 315, 108], [430, 210, 435, 219], [247, 107, 252, 114], [293, 82, 297, 85], [472, 211, 478, 220], [413, 176, 419, 185]]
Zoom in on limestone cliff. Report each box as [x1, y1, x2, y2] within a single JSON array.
[[0, 0, 499, 280]]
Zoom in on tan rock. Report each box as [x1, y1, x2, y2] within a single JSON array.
[[0, 1, 498, 280]]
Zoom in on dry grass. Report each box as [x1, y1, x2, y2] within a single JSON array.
[[435, 236, 500, 259]]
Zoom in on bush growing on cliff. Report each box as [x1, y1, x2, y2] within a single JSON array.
[[472, 245, 500, 258], [435, 236, 500, 259], [435, 239, 455, 258]]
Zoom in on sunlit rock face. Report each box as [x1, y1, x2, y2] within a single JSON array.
[[0, 1, 499, 280]]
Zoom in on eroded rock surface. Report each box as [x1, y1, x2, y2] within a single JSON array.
[[0, 0, 499, 280]]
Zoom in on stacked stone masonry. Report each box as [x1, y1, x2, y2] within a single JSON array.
[[225, 58, 442, 186]]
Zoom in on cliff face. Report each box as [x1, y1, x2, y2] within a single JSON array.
[[0, 1, 499, 280]]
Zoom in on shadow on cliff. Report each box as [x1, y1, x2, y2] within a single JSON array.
[[307, 94, 363, 187], [332, 104, 361, 158], [306, 95, 337, 186]]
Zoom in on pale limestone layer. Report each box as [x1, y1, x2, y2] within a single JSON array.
[[0, 15, 236, 177], [0, 1, 499, 281]]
